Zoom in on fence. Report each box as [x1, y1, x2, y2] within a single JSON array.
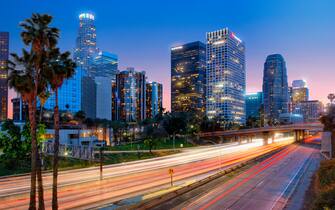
[[42, 142, 95, 160]]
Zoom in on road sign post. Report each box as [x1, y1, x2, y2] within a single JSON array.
[[169, 168, 174, 186]]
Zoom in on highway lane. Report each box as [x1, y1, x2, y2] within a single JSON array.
[[0, 137, 293, 209], [177, 144, 318, 210]]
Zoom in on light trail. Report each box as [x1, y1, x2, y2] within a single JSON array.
[[0, 137, 294, 209]]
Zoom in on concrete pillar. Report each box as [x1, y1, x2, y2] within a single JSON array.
[[263, 132, 269, 145]]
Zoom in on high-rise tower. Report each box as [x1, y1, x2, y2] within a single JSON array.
[[0, 32, 9, 120], [73, 13, 98, 72], [262, 54, 289, 124], [170, 41, 206, 116], [206, 28, 246, 125]]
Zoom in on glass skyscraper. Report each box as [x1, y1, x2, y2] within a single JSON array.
[[91, 51, 118, 79], [73, 13, 98, 72], [245, 92, 263, 120], [262, 54, 289, 124], [206, 28, 246, 125], [291, 79, 309, 104], [0, 32, 8, 120], [146, 82, 163, 119], [44, 67, 84, 113], [171, 41, 206, 116], [115, 68, 146, 122]]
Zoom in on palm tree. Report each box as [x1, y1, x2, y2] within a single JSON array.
[[45, 48, 75, 210], [13, 13, 59, 210]]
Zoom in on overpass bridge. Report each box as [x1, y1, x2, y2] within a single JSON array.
[[199, 123, 323, 144]]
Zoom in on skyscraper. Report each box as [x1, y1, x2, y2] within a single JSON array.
[[91, 51, 118, 79], [293, 100, 323, 122], [44, 67, 84, 113], [0, 32, 8, 120], [206, 28, 246, 125], [291, 79, 309, 104], [73, 13, 98, 72], [115, 68, 146, 122], [262, 54, 289, 124], [95, 76, 112, 120], [245, 92, 263, 120], [146, 82, 163, 119], [171, 41, 206, 116]]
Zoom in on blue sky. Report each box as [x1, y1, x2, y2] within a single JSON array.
[[2, 0, 334, 110]]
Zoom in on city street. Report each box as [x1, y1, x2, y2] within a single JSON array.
[[0, 138, 293, 209]]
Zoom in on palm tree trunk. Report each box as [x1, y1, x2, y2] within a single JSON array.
[[52, 90, 60, 210], [28, 100, 37, 210], [332, 130, 335, 158], [37, 149, 45, 209]]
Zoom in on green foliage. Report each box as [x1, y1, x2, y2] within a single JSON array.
[[311, 159, 335, 210], [320, 105, 335, 132], [0, 120, 31, 168]]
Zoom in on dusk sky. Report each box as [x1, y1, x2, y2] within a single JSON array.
[[1, 0, 334, 115]]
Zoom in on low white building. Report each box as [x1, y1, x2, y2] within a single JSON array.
[[44, 129, 104, 147]]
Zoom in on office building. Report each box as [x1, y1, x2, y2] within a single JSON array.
[[293, 100, 323, 122], [115, 68, 146, 122], [206, 28, 246, 125], [146, 82, 163, 119], [95, 76, 112, 120], [262, 54, 289, 124], [81, 76, 96, 119], [291, 79, 309, 104], [245, 92, 263, 120], [73, 13, 98, 72], [171, 41, 206, 116], [0, 32, 9, 120], [44, 67, 84, 113], [91, 51, 118, 79], [12, 97, 28, 122]]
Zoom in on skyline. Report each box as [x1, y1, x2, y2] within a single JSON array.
[[1, 0, 334, 116]]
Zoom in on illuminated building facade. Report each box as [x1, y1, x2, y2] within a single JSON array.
[[73, 13, 98, 72], [262, 54, 289, 124], [44, 67, 84, 113], [206, 28, 246, 125], [0, 32, 8, 120], [245, 92, 263, 120], [291, 79, 309, 104], [293, 100, 323, 122], [146, 82, 163, 119], [115, 68, 146, 122], [171, 41, 206, 116], [91, 51, 118, 79]]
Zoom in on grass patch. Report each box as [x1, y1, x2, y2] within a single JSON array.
[[108, 138, 194, 151], [308, 159, 335, 210]]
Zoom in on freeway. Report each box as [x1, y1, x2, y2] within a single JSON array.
[[0, 137, 294, 209], [172, 143, 319, 210]]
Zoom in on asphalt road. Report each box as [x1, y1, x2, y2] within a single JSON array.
[[0, 137, 294, 209], [172, 143, 319, 210]]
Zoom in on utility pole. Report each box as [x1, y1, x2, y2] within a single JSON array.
[[99, 147, 104, 180]]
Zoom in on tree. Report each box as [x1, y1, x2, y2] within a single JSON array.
[[0, 120, 30, 167], [320, 104, 335, 157], [8, 13, 60, 209], [110, 121, 126, 145], [45, 48, 75, 210], [162, 112, 188, 149]]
